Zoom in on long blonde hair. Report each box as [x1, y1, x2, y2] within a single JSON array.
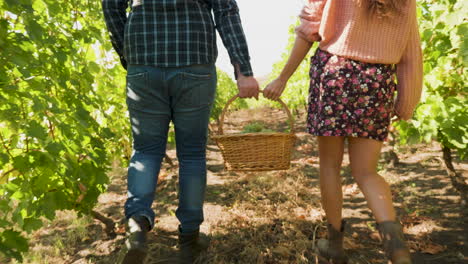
[[361, 0, 407, 18]]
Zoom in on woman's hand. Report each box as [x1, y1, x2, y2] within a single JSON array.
[[264, 78, 287, 101], [391, 115, 400, 123], [388, 115, 400, 133], [264, 35, 313, 101]]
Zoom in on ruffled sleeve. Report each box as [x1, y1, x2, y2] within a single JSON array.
[[295, 0, 327, 42]]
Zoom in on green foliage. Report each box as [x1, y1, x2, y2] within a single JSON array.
[[395, 0, 467, 159], [242, 121, 265, 133], [0, 0, 129, 261], [241, 121, 274, 133]]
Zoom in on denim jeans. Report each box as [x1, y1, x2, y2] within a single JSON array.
[[124, 64, 217, 233]]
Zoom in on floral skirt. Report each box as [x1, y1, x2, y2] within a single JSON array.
[[307, 49, 397, 141]]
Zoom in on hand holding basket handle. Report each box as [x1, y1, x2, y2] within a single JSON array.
[[263, 77, 288, 101], [212, 91, 297, 171], [236, 73, 260, 99]]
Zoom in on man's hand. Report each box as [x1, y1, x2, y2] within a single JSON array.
[[263, 77, 287, 101], [237, 75, 260, 99]]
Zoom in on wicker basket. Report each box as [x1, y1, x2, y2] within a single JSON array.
[[211, 92, 297, 171]]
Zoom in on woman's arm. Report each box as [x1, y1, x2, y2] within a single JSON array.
[[394, 4, 423, 121], [263, 36, 314, 100]]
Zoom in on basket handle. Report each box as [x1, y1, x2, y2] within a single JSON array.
[[217, 90, 295, 135]]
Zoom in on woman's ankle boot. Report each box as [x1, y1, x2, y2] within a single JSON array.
[[377, 221, 412, 264], [316, 220, 348, 264]]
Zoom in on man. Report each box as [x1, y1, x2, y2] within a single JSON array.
[[102, 0, 259, 263]]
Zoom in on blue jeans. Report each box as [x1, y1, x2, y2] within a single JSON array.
[[124, 64, 217, 233]]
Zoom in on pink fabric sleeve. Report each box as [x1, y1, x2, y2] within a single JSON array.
[[295, 0, 327, 42], [394, 10, 423, 120]]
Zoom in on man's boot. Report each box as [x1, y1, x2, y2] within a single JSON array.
[[178, 228, 210, 264], [122, 215, 151, 264], [377, 221, 412, 264], [316, 220, 348, 264]]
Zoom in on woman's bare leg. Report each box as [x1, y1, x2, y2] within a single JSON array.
[[348, 137, 396, 222], [317, 136, 346, 230]]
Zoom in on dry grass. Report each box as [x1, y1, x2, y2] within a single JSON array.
[[7, 108, 467, 264]]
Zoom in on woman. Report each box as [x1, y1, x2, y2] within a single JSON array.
[[264, 0, 422, 263]]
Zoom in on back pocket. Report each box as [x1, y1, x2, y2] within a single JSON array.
[[126, 71, 149, 109], [178, 67, 217, 108]]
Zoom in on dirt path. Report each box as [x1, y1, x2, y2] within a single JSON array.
[[15, 108, 468, 264]]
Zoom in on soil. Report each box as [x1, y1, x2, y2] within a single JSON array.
[[15, 108, 468, 264]]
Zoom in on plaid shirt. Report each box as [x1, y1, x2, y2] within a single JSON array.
[[102, 0, 253, 76]]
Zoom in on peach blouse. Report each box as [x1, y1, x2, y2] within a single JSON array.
[[296, 0, 423, 120]]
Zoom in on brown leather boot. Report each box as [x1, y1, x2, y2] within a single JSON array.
[[316, 220, 348, 264], [178, 228, 210, 264], [122, 215, 151, 264], [377, 221, 412, 264]]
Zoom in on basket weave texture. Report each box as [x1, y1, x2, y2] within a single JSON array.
[[212, 93, 297, 171]]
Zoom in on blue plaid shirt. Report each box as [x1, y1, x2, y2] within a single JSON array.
[[102, 0, 253, 76]]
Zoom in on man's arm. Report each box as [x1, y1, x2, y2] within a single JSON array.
[[102, 0, 129, 69], [211, 0, 258, 98]]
